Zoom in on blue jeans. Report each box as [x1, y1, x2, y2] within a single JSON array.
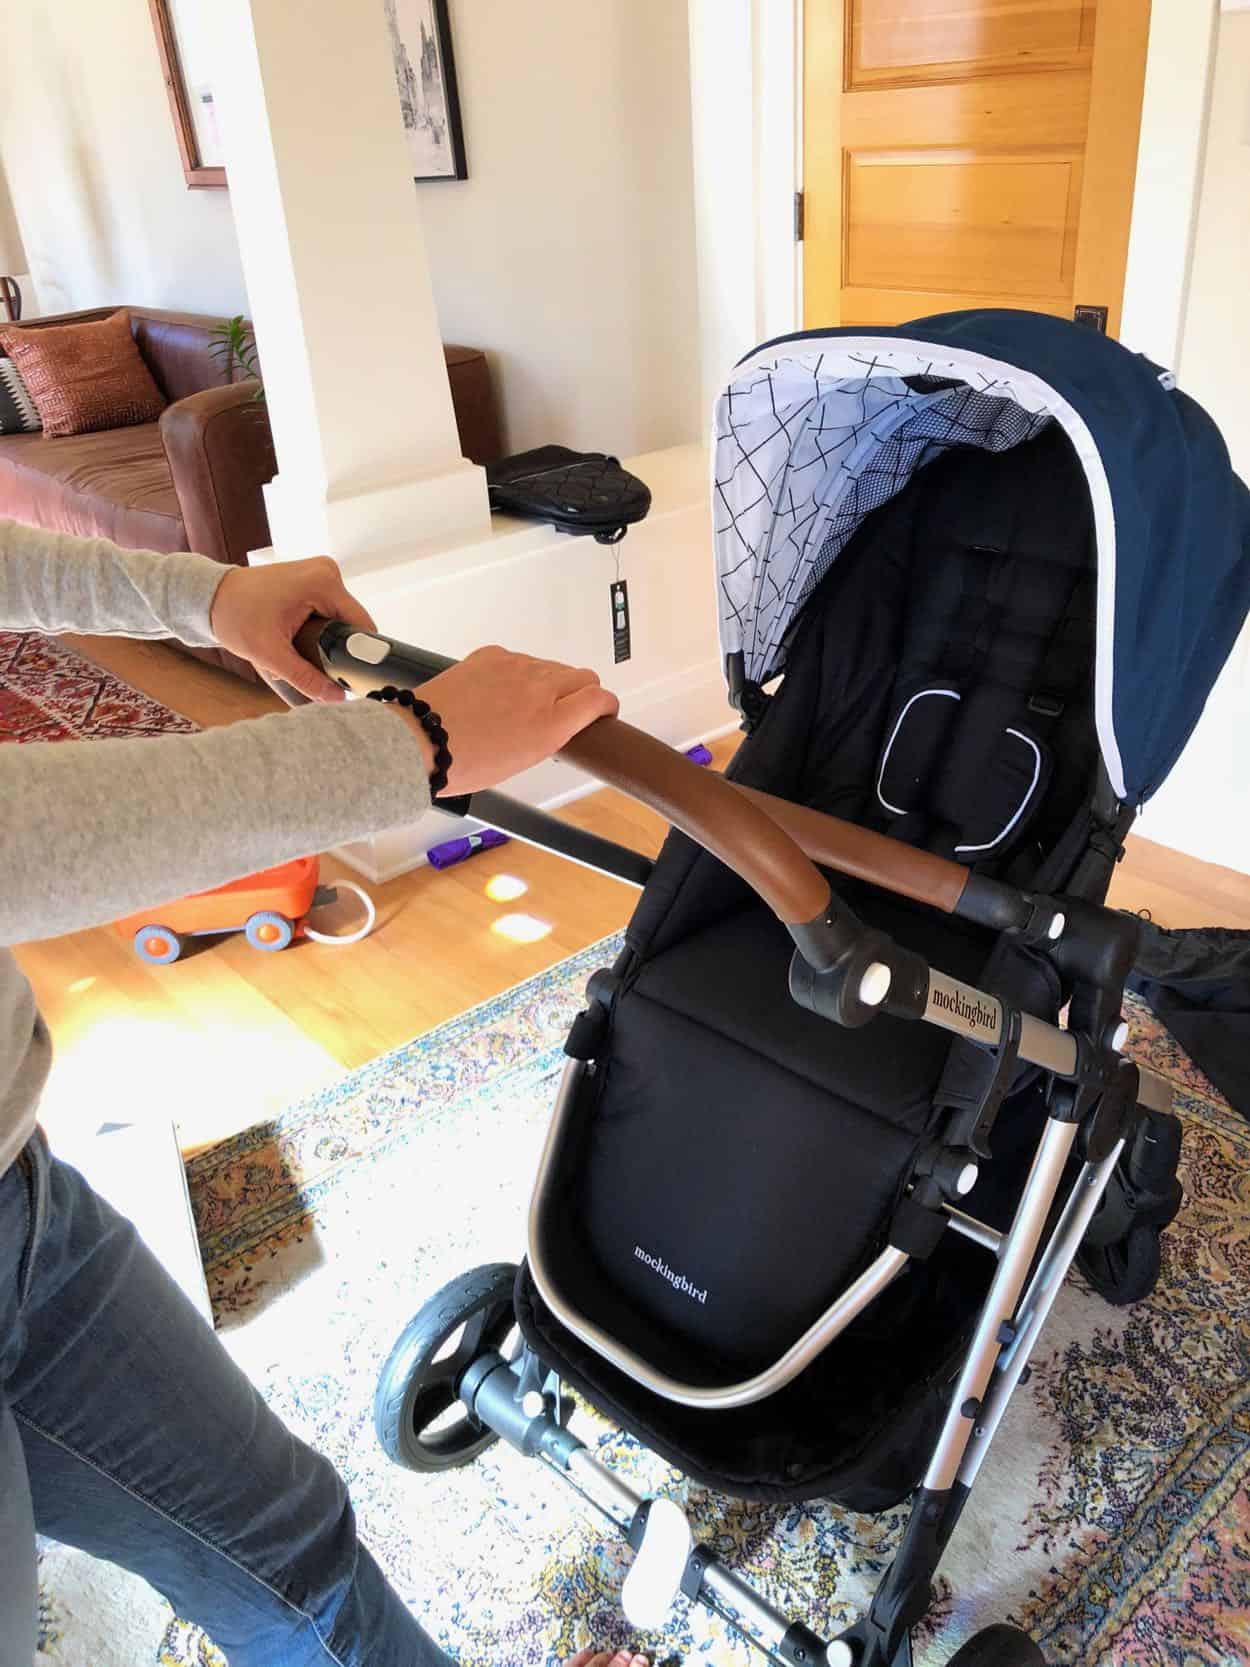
[[0, 1131, 446, 1666]]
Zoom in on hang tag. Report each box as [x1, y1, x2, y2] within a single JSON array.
[[610, 579, 631, 663]]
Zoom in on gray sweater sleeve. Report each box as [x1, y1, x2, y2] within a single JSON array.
[[0, 520, 432, 945], [0, 517, 228, 643]]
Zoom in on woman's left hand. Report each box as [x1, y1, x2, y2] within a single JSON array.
[[209, 557, 376, 703]]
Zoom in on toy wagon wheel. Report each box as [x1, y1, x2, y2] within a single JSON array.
[[244, 910, 295, 952], [374, 1263, 519, 1473], [945, 1624, 1046, 1666], [133, 925, 183, 964]]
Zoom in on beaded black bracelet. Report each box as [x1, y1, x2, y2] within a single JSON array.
[[366, 684, 453, 797]]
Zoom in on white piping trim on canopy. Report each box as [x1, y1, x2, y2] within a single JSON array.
[[714, 335, 1124, 801]]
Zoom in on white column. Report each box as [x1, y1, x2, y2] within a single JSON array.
[[687, 0, 800, 419], [212, 0, 490, 568]]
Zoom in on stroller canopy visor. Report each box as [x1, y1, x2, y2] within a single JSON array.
[[714, 310, 1250, 804]]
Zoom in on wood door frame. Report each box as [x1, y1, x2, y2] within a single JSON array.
[[794, 0, 1214, 346], [802, 0, 1152, 334], [684, 0, 1212, 401]]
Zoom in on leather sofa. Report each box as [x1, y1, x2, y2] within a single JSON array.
[[0, 306, 503, 678]]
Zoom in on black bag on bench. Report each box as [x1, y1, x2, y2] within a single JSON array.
[[486, 446, 651, 544]]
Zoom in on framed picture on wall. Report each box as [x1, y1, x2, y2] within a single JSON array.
[[384, 0, 469, 181], [148, 0, 226, 188]]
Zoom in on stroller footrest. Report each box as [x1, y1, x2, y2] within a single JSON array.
[[623, 1497, 694, 1630]]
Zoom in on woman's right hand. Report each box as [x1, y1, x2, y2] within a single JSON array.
[[393, 645, 619, 795]]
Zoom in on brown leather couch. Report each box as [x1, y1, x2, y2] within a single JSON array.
[[0, 306, 503, 678]]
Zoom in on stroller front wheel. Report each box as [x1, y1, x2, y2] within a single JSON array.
[[945, 1625, 1045, 1666], [374, 1262, 519, 1472]]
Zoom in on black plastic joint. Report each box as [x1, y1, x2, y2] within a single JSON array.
[[913, 1142, 981, 1203], [790, 914, 928, 1033], [564, 1007, 606, 1061], [1079, 1060, 1140, 1162], [960, 1397, 981, 1420], [996, 1320, 1017, 1346], [779, 1623, 829, 1667], [626, 1500, 651, 1553], [1047, 897, 1140, 990], [1011, 894, 1067, 948], [565, 969, 624, 1059], [889, 1196, 949, 1260], [680, 1545, 713, 1601]]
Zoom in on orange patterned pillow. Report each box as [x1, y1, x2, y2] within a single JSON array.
[[0, 309, 166, 438]]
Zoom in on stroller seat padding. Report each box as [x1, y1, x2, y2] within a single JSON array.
[[567, 891, 991, 1379], [633, 893, 987, 1131]]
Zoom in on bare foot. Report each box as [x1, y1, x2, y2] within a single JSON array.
[[564, 1650, 650, 1667]]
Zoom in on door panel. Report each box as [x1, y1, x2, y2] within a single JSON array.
[[844, 151, 1082, 298], [804, 0, 1149, 335], [847, 0, 1094, 87]]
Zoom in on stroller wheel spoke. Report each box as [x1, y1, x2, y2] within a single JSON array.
[[374, 1263, 519, 1472]]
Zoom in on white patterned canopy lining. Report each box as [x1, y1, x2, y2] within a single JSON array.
[[713, 340, 1106, 703]]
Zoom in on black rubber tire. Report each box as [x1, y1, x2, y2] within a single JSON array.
[[946, 1624, 1046, 1666], [1078, 1221, 1163, 1307], [374, 1262, 518, 1472]]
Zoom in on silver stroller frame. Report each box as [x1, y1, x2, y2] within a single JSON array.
[[298, 618, 1178, 1667]]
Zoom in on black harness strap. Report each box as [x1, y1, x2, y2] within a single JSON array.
[[1022, 568, 1096, 746]]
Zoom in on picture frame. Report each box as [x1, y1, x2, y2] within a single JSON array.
[[385, 0, 469, 182], [148, 0, 226, 189], [149, 0, 468, 192]]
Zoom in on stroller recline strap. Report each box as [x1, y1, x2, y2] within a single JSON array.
[[1024, 569, 1096, 744]]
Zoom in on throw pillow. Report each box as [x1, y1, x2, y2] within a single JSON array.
[[0, 310, 166, 438], [0, 354, 42, 434]]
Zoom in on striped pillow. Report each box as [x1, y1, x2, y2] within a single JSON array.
[[0, 354, 41, 434]]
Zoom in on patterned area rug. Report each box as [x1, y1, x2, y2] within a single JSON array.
[[0, 629, 197, 744], [33, 943, 1250, 1667]]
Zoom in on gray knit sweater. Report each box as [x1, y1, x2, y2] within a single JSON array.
[[0, 520, 430, 1177]]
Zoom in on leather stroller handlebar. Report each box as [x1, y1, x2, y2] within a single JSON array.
[[292, 617, 832, 931], [558, 719, 832, 927], [733, 785, 969, 913]]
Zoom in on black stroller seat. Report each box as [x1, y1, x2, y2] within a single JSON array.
[[518, 426, 1102, 1500]]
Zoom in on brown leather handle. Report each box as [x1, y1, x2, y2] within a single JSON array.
[[292, 615, 833, 928], [559, 719, 832, 927], [734, 785, 970, 914]]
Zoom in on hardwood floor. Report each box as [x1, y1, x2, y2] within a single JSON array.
[[16, 636, 1250, 1154]]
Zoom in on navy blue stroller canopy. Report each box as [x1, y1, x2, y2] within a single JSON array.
[[714, 310, 1250, 805]]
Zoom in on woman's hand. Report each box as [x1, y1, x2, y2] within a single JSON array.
[[396, 645, 619, 795], [210, 558, 376, 703]]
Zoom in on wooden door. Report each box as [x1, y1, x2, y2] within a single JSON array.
[[803, 0, 1152, 335]]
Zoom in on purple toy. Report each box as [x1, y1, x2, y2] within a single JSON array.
[[685, 744, 713, 767], [426, 828, 511, 871]]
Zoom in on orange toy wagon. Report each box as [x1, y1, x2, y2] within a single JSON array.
[[116, 856, 328, 963]]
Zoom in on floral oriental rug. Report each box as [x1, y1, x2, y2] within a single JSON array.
[[30, 933, 1250, 1667], [0, 630, 198, 744]]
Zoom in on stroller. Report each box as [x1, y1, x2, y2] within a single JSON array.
[[296, 311, 1250, 1667]]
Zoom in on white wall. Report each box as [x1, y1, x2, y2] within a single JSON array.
[[0, 0, 701, 458], [1118, 0, 1218, 371], [1134, 11, 1250, 873], [419, 0, 702, 455], [0, 1, 249, 319], [687, 0, 800, 421]]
